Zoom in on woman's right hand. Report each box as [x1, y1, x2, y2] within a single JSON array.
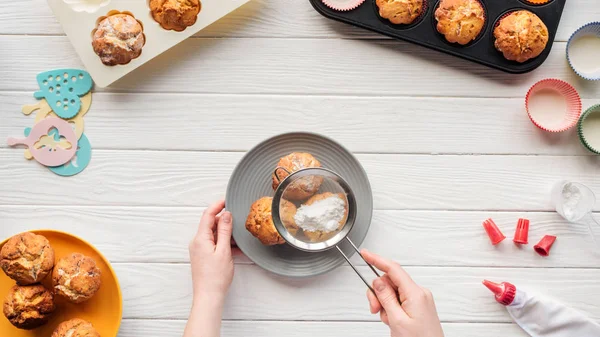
[[362, 250, 445, 337]]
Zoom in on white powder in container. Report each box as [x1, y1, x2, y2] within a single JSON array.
[[294, 195, 346, 233]]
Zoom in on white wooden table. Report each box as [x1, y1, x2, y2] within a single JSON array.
[[1, 1, 600, 336]]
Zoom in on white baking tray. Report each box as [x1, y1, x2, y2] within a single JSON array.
[[48, 0, 252, 87]]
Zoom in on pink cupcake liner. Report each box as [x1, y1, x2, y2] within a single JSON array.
[[322, 0, 366, 11], [525, 79, 582, 132]]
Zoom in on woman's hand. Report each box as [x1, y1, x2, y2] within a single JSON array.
[[362, 250, 445, 337], [189, 200, 235, 303]]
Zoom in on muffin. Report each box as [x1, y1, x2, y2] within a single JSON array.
[[51, 318, 100, 337], [435, 0, 485, 45], [494, 10, 549, 63], [92, 13, 145, 66], [376, 0, 425, 25], [272, 152, 323, 200], [150, 0, 202, 32], [3, 285, 55, 330], [300, 192, 348, 243], [0, 232, 55, 285], [52, 253, 102, 304], [245, 197, 298, 245]]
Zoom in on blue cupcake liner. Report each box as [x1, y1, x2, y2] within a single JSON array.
[[567, 22, 600, 80]]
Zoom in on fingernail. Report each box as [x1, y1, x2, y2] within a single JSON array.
[[222, 212, 232, 223], [374, 278, 386, 292]]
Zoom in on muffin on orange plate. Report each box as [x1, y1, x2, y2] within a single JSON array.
[[494, 10, 549, 63], [51, 318, 100, 337], [245, 197, 298, 245], [435, 0, 485, 45], [375, 0, 425, 25], [92, 13, 145, 66], [3, 285, 55, 330], [272, 152, 323, 201], [53, 253, 102, 304], [150, 0, 202, 31], [296, 192, 349, 243], [0, 232, 55, 285]]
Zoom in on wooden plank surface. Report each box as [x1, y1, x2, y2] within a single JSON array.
[[0, 92, 594, 155], [2, 206, 599, 267]]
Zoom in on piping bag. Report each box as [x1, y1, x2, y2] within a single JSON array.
[[483, 280, 600, 336]]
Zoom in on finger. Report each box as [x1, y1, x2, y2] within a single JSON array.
[[197, 200, 226, 238], [367, 288, 380, 314], [217, 211, 233, 254], [362, 249, 420, 296], [372, 277, 408, 322], [380, 310, 390, 326]]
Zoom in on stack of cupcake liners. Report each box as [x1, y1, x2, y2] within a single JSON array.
[[6, 69, 94, 176]]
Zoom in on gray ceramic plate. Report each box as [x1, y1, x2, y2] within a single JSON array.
[[226, 132, 373, 277]]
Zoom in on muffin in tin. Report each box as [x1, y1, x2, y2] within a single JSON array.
[[434, 0, 485, 45], [92, 13, 146, 66], [376, 0, 425, 25], [3, 285, 55, 330], [494, 10, 549, 63], [52, 253, 102, 304], [150, 0, 202, 31], [51, 318, 100, 337], [0, 232, 55, 285]]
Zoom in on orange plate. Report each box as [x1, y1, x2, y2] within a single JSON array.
[[0, 230, 122, 336]]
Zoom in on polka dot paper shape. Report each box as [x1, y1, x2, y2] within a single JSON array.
[[34, 69, 93, 119], [7, 118, 77, 167]]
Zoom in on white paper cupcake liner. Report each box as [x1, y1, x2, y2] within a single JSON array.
[[567, 22, 600, 81]]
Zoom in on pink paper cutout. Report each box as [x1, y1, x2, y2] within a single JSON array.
[[7, 117, 77, 167]]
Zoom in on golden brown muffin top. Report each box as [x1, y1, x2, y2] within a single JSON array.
[[435, 0, 485, 45], [52, 253, 102, 303], [150, 0, 202, 31], [494, 10, 549, 63], [245, 197, 286, 245], [0, 232, 55, 285], [92, 13, 145, 66], [52, 318, 100, 337], [3, 284, 55, 330], [376, 0, 424, 25], [272, 152, 323, 200]]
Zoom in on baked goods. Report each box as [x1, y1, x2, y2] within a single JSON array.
[[52, 253, 102, 303], [435, 0, 485, 45], [3, 285, 55, 330], [150, 0, 202, 32], [375, 0, 425, 25], [0, 232, 55, 285], [494, 10, 549, 63], [245, 197, 298, 245], [92, 13, 145, 66], [299, 193, 348, 243], [272, 152, 323, 200], [51, 318, 100, 337]]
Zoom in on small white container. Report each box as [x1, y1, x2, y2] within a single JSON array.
[[47, 0, 252, 87]]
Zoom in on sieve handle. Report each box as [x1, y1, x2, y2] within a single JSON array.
[[273, 166, 291, 184], [336, 238, 381, 296]]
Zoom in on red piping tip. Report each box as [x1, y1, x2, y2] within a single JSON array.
[[482, 280, 503, 295], [513, 218, 530, 244], [483, 218, 506, 245], [534, 235, 557, 256], [482, 280, 516, 306]]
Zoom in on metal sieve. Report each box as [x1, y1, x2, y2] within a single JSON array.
[[271, 167, 381, 293]]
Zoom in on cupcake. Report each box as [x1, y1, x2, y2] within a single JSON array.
[[435, 0, 485, 45], [52, 253, 102, 304], [245, 197, 298, 245], [150, 0, 202, 32], [92, 13, 145, 66], [272, 152, 323, 200], [52, 318, 100, 337], [3, 285, 55, 330], [494, 10, 549, 63], [375, 0, 425, 25], [0, 232, 55, 285]]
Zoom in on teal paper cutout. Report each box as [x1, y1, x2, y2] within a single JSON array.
[[34, 69, 93, 119], [49, 133, 92, 177]]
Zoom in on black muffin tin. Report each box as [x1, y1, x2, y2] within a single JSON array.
[[309, 0, 566, 73]]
